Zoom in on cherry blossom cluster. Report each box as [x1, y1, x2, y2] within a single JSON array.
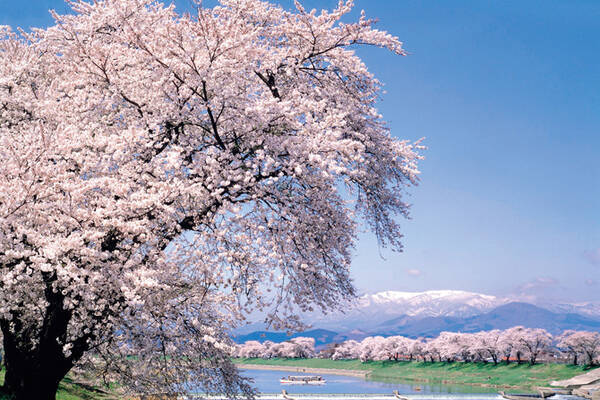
[[234, 328, 600, 366], [234, 337, 316, 359], [0, 0, 421, 396]]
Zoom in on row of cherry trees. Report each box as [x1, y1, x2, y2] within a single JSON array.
[[234, 328, 600, 366], [234, 337, 316, 359]]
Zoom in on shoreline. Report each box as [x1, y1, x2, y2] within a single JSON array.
[[236, 363, 504, 389], [236, 363, 370, 378], [233, 359, 598, 390]]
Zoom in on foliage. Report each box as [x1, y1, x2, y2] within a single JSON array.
[[235, 328, 600, 366], [0, 0, 420, 397]]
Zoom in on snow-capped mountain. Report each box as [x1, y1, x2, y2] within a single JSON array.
[[541, 301, 600, 318], [356, 290, 508, 318], [308, 290, 510, 331], [233, 290, 600, 343]]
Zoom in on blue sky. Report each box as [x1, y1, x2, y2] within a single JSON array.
[[2, 0, 598, 302]]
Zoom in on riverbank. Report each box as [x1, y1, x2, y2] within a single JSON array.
[[233, 358, 598, 390], [237, 363, 369, 378]]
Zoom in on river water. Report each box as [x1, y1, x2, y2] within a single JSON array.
[[186, 369, 582, 400], [210, 369, 582, 400], [240, 368, 496, 395]]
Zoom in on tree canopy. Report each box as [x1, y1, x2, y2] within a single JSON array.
[[0, 0, 421, 398]]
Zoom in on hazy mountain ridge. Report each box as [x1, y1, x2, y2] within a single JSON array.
[[375, 302, 600, 338], [542, 301, 600, 318], [307, 290, 511, 331], [233, 290, 600, 346], [232, 329, 339, 346]]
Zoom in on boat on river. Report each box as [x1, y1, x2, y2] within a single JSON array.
[[279, 375, 326, 385], [498, 390, 555, 400]]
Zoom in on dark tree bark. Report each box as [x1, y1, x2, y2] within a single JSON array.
[[1, 335, 72, 400], [0, 274, 91, 400]]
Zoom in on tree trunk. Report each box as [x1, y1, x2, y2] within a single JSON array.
[[0, 321, 74, 400], [1, 354, 69, 400], [0, 274, 91, 400], [529, 356, 536, 365]]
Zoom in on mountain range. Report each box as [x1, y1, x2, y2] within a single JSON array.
[[232, 290, 600, 346]]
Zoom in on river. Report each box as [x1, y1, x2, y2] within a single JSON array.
[[240, 368, 498, 395], [186, 369, 583, 400]]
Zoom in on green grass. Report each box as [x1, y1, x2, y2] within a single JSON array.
[[0, 367, 116, 400], [233, 358, 598, 390]]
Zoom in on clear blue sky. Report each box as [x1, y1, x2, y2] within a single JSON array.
[[2, 0, 598, 302]]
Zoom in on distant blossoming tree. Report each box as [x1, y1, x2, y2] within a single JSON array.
[[331, 339, 361, 360], [473, 330, 503, 365], [235, 340, 267, 358], [0, 0, 421, 398], [499, 326, 525, 364], [518, 328, 552, 365], [424, 337, 442, 362], [557, 331, 600, 366]]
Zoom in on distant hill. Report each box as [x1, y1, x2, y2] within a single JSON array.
[[307, 290, 509, 331], [232, 328, 339, 347], [234, 290, 600, 336], [463, 302, 600, 333], [233, 302, 600, 345], [374, 302, 600, 338]]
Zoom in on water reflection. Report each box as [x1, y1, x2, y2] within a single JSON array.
[[240, 369, 498, 395]]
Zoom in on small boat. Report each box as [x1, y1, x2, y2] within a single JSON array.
[[279, 375, 326, 385], [498, 391, 555, 400]]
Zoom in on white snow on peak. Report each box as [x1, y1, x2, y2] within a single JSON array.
[[306, 289, 600, 332], [356, 290, 508, 318], [369, 290, 497, 303]]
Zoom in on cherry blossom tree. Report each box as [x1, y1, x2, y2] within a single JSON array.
[[380, 336, 406, 361], [331, 339, 361, 360], [384, 336, 421, 361], [408, 338, 424, 361], [358, 336, 388, 362], [235, 340, 267, 358], [264, 339, 315, 358], [435, 332, 477, 362], [423, 338, 442, 363], [518, 328, 552, 365], [557, 331, 581, 365], [473, 330, 503, 365], [557, 331, 600, 366], [499, 327, 525, 364], [286, 337, 316, 358], [0, 0, 421, 398]]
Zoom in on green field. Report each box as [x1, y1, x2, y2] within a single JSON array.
[[233, 358, 597, 390], [0, 368, 116, 400]]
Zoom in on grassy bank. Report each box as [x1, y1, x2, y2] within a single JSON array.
[[0, 368, 116, 400], [233, 358, 598, 389]]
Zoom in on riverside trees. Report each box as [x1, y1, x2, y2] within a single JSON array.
[[557, 331, 600, 366], [0, 0, 422, 398], [233, 338, 315, 358], [235, 328, 600, 366]]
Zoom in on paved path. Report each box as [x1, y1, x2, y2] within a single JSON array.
[[551, 368, 600, 388]]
